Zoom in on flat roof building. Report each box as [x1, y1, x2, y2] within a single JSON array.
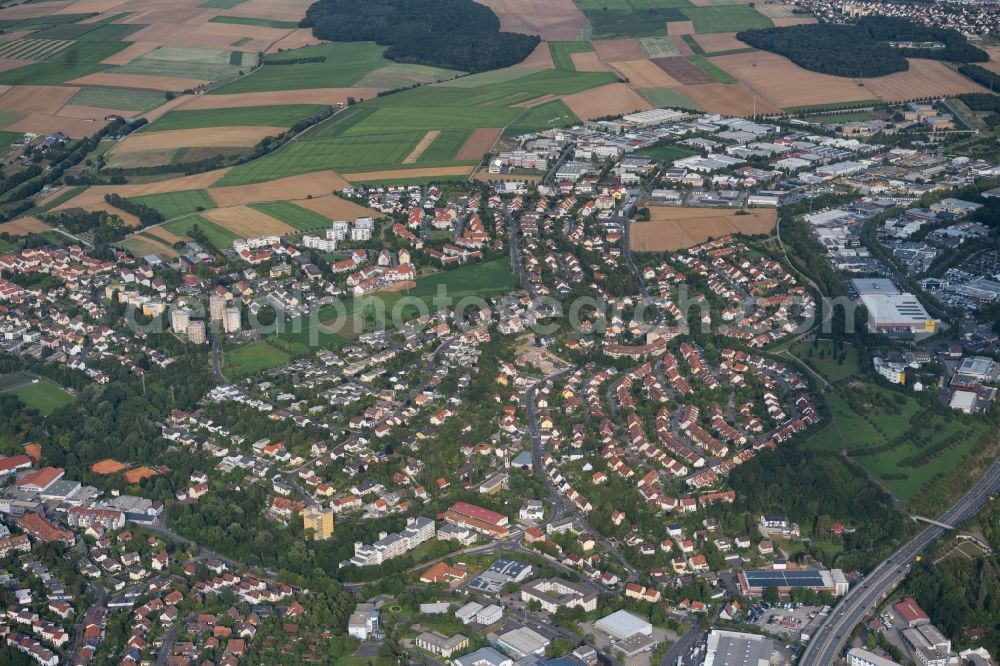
[[847, 647, 902, 666], [851, 278, 900, 296], [414, 631, 468, 658], [495, 627, 550, 659], [704, 630, 775, 666], [452, 646, 513, 666], [520, 578, 598, 613], [594, 610, 652, 640], [859, 293, 934, 335], [738, 568, 849, 597]]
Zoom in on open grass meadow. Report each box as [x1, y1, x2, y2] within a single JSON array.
[[549, 41, 593, 70], [162, 215, 241, 248], [680, 5, 773, 32], [69, 87, 166, 114], [211, 42, 390, 93], [141, 105, 325, 132], [8, 379, 74, 415], [130, 190, 217, 219], [248, 202, 331, 231], [635, 143, 693, 162], [0, 39, 129, 85], [791, 339, 862, 384], [224, 340, 292, 377], [587, 8, 687, 39], [117, 46, 245, 81]]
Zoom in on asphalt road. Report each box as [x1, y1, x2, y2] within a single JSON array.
[[800, 454, 1000, 665]]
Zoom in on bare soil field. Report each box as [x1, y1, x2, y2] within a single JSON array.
[[226, 0, 314, 22], [342, 166, 475, 182], [0, 85, 78, 115], [692, 32, 747, 54], [208, 171, 349, 207], [680, 82, 780, 115], [146, 226, 186, 244], [101, 41, 160, 66], [632, 207, 777, 251], [754, 2, 804, 17], [179, 88, 384, 110], [56, 0, 128, 13], [562, 82, 652, 120], [266, 28, 326, 54], [120, 235, 179, 259], [294, 195, 379, 220], [9, 114, 104, 138], [608, 59, 680, 87], [203, 205, 295, 237], [672, 36, 695, 56], [516, 42, 555, 69], [70, 72, 210, 92], [653, 56, 713, 84], [861, 58, 986, 100], [709, 51, 874, 108], [456, 128, 502, 160], [771, 17, 817, 26], [476, 0, 590, 41], [0, 58, 31, 72], [81, 202, 141, 227], [54, 170, 230, 210], [666, 21, 696, 36], [57, 104, 133, 119], [570, 51, 608, 72], [0, 216, 49, 236], [111, 126, 283, 153], [593, 38, 647, 62], [403, 130, 441, 164], [0, 1, 74, 19], [106, 148, 180, 170]]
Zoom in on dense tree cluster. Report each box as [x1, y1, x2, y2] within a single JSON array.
[[302, 0, 540, 72], [104, 193, 165, 227], [959, 64, 1000, 91], [958, 92, 1000, 112], [730, 448, 913, 571], [739, 17, 985, 77]]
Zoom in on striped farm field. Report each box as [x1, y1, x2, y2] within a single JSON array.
[[0, 39, 73, 60], [129, 190, 217, 219], [248, 201, 332, 231], [162, 215, 241, 248], [202, 205, 295, 237], [416, 129, 474, 163], [142, 104, 324, 132]]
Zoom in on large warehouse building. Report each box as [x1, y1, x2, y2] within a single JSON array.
[[738, 568, 849, 597], [859, 293, 935, 335]]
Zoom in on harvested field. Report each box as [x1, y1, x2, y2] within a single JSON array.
[[208, 171, 349, 207], [754, 2, 803, 17], [203, 205, 295, 237], [342, 166, 475, 182], [638, 36, 680, 58], [111, 126, 283, 152], [631, 206, 777, 251], [570, 51, 608, 72], [0, 85, 78, 115], [146, 226, 187, 244], [56, 0, 129, 12], [666, 20, 696, 36], [57, 104, 132, 119], [8, 114, 103, 138], [0, 1, 74, 18], [178, 87, 384, 109], [106, 148, 179, 169], [70, 72, 210, 91], [861, 58, 986, 101], [0, 59, 30, 73], [516, 41, 555, 69], [562, 82, 651, 120], [265, 28, 325, 54], [456, 128, 501, 160], [0, 39, 73, 61], [771, 17, 817, 26], [126, 21, 289, 52], [403, 130, 440, 164], [692, 32, 746, 53], [475, 0, 590, 41], [680, 82, 780, 115], [608, 59, 680, 87], [709, 51, 875, 108], [140, 94, 190, 122], [672, 35, 694, 56], [293, 195, 379, 220], [593, 38, 647, 61], [120, 235, 179, 259], [90, 459, 127, 475], [652, 56, 713, 84], [101, 41, 159, 65], [54, 169, 230, 210], [0, 216, 49, 236], [226, 0, 313, 22], [982, 48, 1000, 75]]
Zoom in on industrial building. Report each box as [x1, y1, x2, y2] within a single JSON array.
[[704, 630, 775, 666], [737, 568, 849, 597], [859, 293, 934, 335]]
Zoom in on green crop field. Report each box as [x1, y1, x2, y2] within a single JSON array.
[[575, 0, 692, 8], [416, 130, 473, 163], [116, 46, 243, 81], [10, 379, 74, 415], [687, 54, 738, 82], [68, 87, 166, 113], [208, 15, 300, 29], [142, 105, 324, 132], [211, 42, 390, 93], [437, 67, 538, 88], [681, 5, 772, 33], [549, 41, 592, 70], [355, 62, 464, 88], [504, 100, 579, 137], [163, 215, 241, 248], [635, 143, 694, 162], [638, 87, 701, 109], [130, 190, 217, 219], [0, 40, 129, 85], [0, 131, 23, 151], [249, 202, 331, 231], [586, 8, 687, 38]]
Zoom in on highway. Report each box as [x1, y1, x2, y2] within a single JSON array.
[[800, 454, 1000, 665]]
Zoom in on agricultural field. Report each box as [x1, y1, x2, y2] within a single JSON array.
[[680, 5, 773, 33], [8, 379, 74, 415], [549, 41, 593, 70], [208, 16, 301, 30], [631, 206, 777, 250], [138, 104, 325, 131], [67, 87, 167, 114], [162, 214, 242, 248], [114, 46, 251, 82], [130, 190, 218, 219], [248, 201, 332, 231]]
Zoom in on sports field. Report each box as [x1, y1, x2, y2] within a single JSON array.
[[9, 379, 74, 415]]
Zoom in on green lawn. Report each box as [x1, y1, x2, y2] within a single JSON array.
[[162, 214, 241, 248], [638, 87, 702, 110], [790, 339, 861, 384], [687, 54, 738, 83], [208, 15, 300, 29], [225, 340, 292, 376], [681, 5, 773, 33], [549, 41, 593, 70], [211, 42, 390, 93], [635, 143, 694, 162], [10, 379, 74, 415], [248, 201, 331, 231], [130, 190, 217, 219], [142, 104, 324, 132]]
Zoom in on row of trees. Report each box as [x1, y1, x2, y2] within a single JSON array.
[[302, 0, 540, 72]]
